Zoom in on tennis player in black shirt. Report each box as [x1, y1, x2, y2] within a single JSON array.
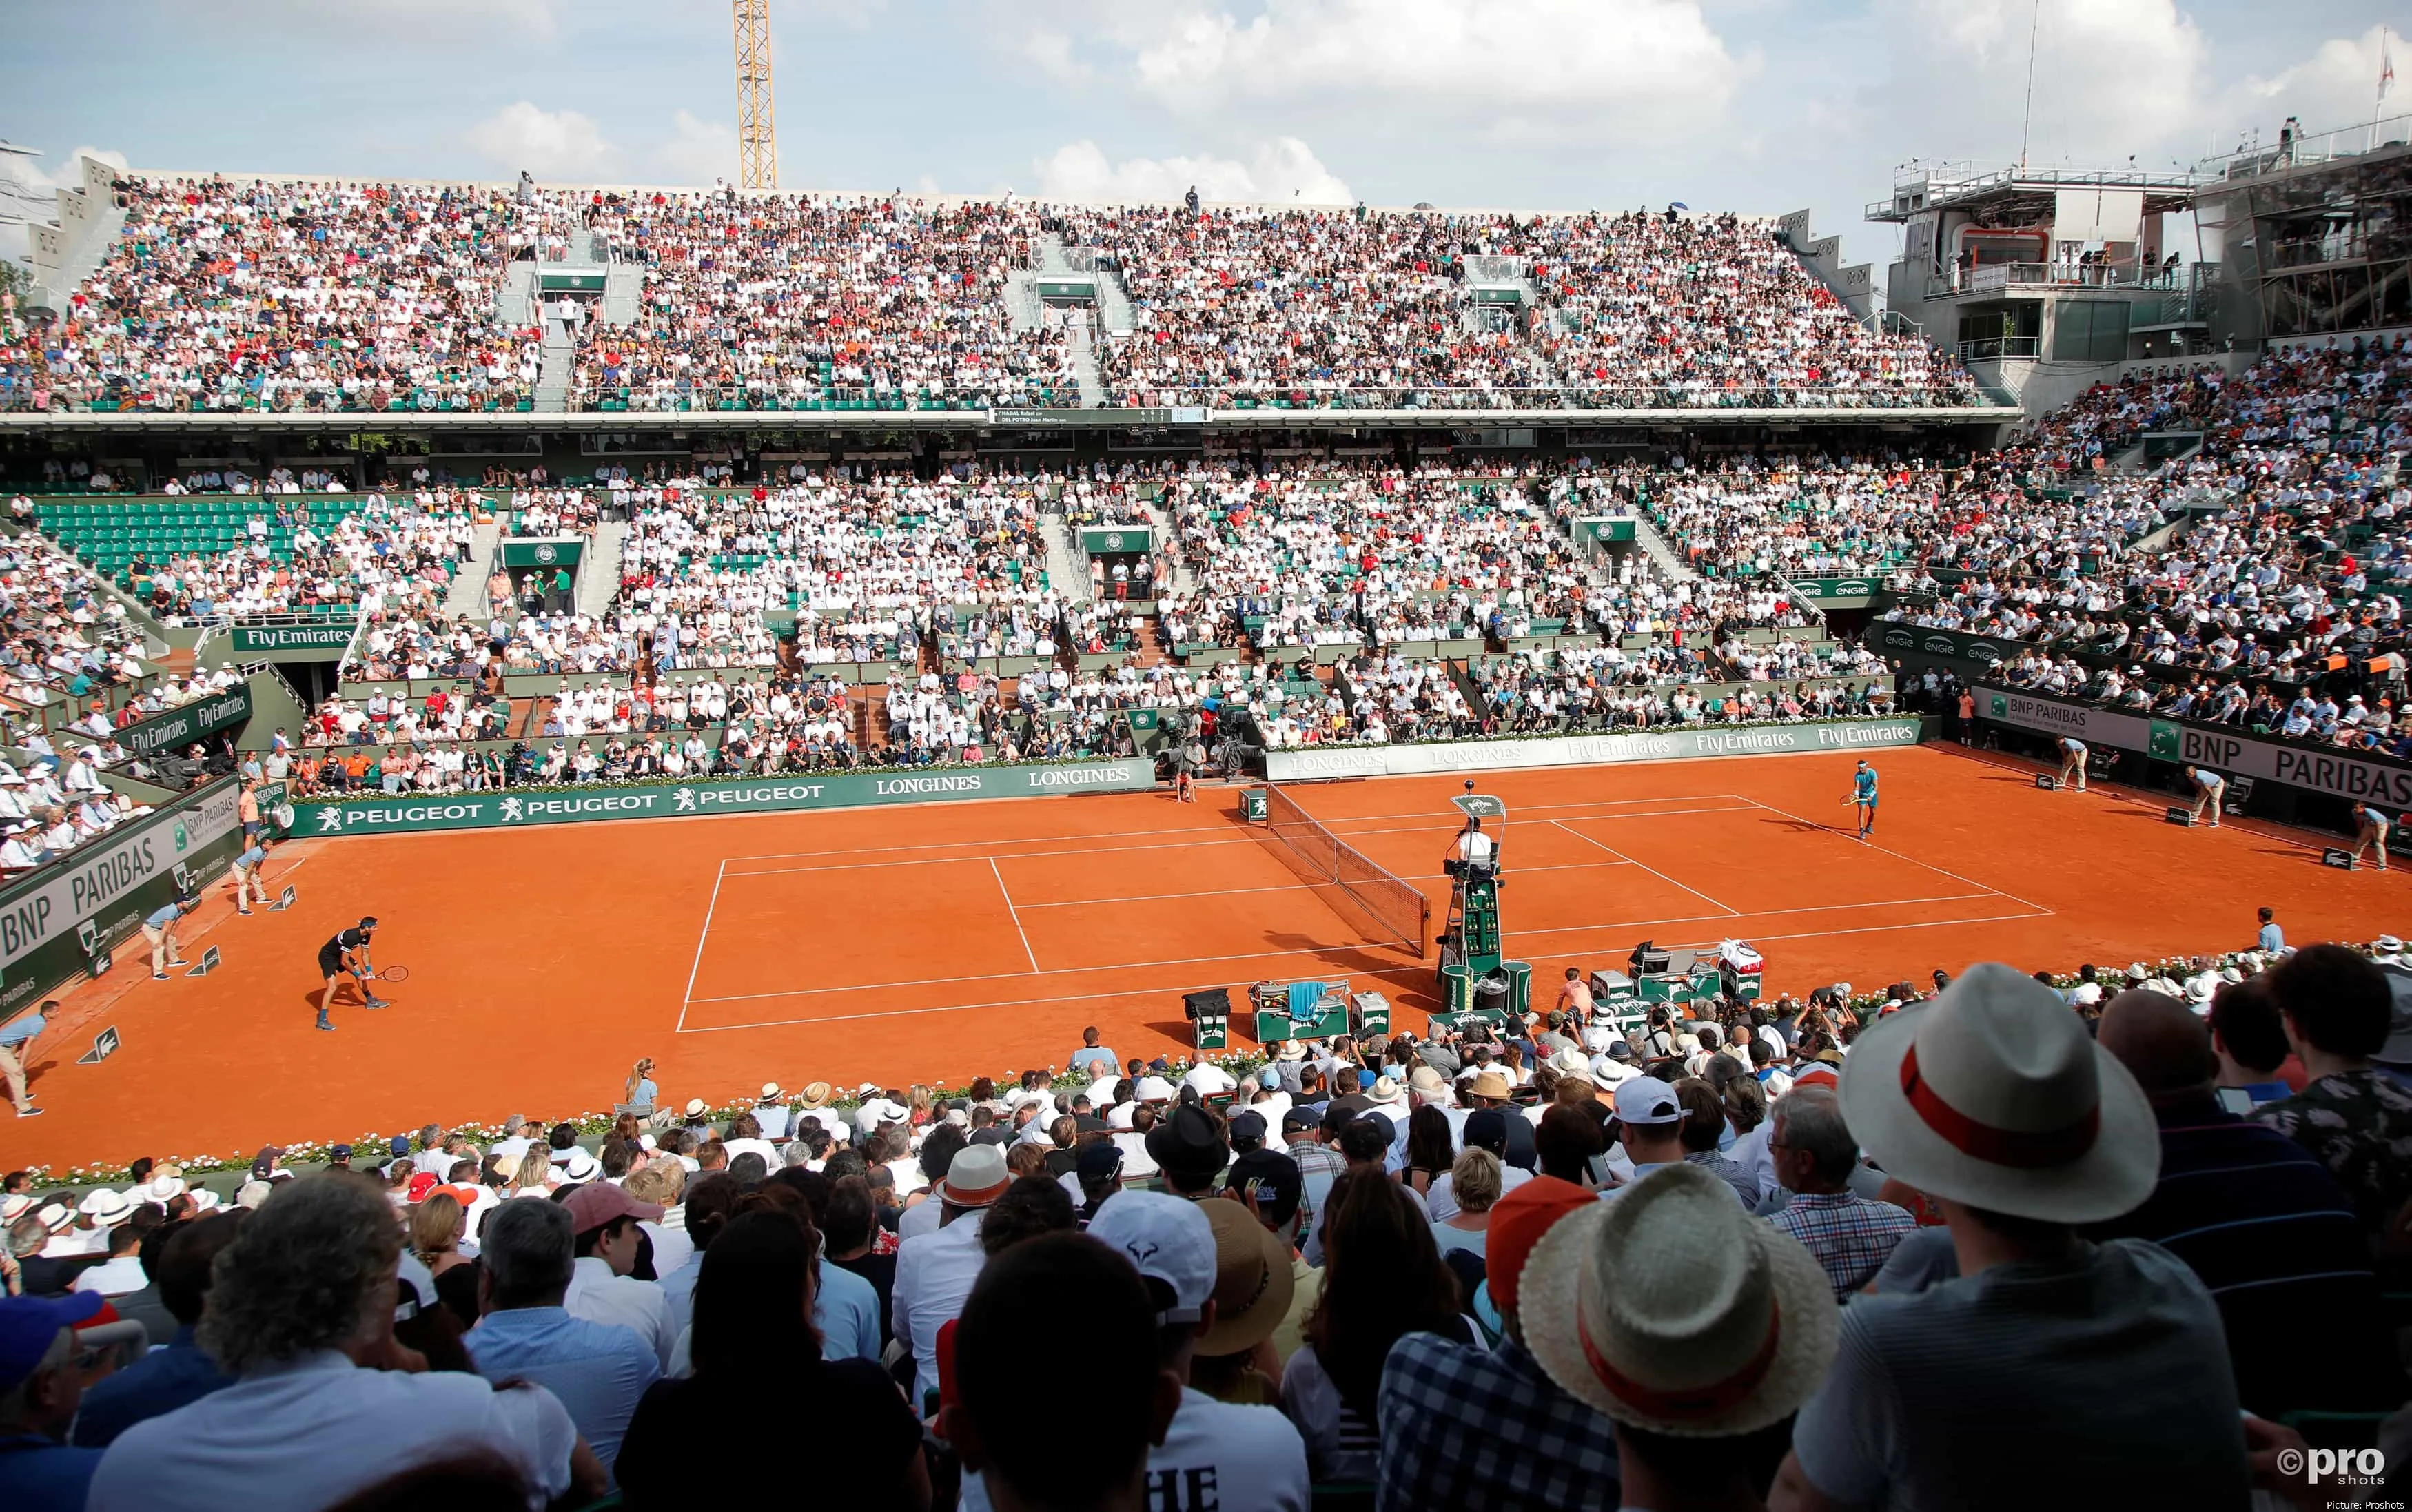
[[316, 916, 386, 1031]]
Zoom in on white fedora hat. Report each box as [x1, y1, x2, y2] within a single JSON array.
[[1838, 962, 2158, 1224], [1522, 1163, 1839, 1437]]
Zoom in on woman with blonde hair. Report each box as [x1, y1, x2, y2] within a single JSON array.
[[410, 1191, 470, 1278], [1430, 1147, 1500, 1260], [509, 1145, 554, 1199], [624, 1057, 659, 1111]]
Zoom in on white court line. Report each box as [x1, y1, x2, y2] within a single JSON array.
[[1509, 892, 2003, 937], [680, 892, 2023, 1012], [677, 906, 2055, 1034], [709, 790, 1756, 863], [676, 859, 726, 1033], [1736, 795, 2057, 917], [1550, 818, 1739, 917], [1014, 856, 1637, 910], [722, 807, 1748, 879], [992, 857, 1041, 973]]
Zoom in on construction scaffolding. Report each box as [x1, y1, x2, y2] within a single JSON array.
[[733, 0, 777, 192]]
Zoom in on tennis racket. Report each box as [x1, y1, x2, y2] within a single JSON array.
[[358, 964, 408, 983]]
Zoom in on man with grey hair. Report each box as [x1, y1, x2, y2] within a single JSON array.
[[1767, 1086, 1916, 1300], [88, 1174, 604, 1512], [467, 1199, 657, 1483]]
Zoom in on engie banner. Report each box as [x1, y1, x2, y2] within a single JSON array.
[[1265, 718, 1922, 783], [1982, 688, 2412, 808], [0, 778, 245, 1014], [294, 759, 1159, 836]]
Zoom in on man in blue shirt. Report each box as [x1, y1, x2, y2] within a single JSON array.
[[0, 1291, 108, 1512], [141, 893, 197, 981], [1850, 759, 1879, 840], [466, 1199, 657, 1484], [2257, 906, 2285, 955], [72, 1214, 241, 1448], [0, 1001, 49, 1117]]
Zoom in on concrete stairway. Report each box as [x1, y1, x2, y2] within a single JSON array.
[[1095, 264, 1138, 337], [1065, 309, 1105, 408], [603, 263, 643, 326], [443, 522, 502, 617], [1042, 516, 1088, 602], [1630, 511, 1698, 582], [1138, 492, 1193, 593], [497, 263, 535, 326], [535, 323, 575, 412], [576, 521, 627, 617]]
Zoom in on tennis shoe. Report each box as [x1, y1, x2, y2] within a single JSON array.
[[366, 996, 393, 1009], [150, 972, 170, 981]]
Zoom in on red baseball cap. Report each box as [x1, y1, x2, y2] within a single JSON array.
[[1483, 1175, 1595, 1317], [563, 1181, 664, 1235]]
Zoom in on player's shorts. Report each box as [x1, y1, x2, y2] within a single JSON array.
[[317, 945, 345, 977], [1857, 793, 1878, 808]]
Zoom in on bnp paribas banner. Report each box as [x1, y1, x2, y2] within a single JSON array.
[[1266, 718, 1922, 783], [0, 777, 245, 1014], [294, 759, 1159, 836], [1983, 688, 2412, 808]]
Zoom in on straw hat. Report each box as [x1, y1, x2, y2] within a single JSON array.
[[1837, 963, 2157, 1224], [1522, 1163, 1840, 1437], [1465, 1070, 1513, 1101], [797, 1081, 835, 1109], [1195, 1199, 1297, 1357], [936, 1143, 1011, 1208], [1362, 1074, 1404, 1106], [1544, 1047, 1595, 1082]]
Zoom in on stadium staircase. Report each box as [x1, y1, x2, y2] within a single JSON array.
[[1628, 512, 1699, 583], [496, 263, 535, 327], [1042, 516, 1088, 602], [575, 521, 627, 618], [441, 522, 502, 617], [1094, 260, 1138, 338], [1138, 493, 1193, 593], [534, 323, 575, 412], [1065, 310, 1105, 408]]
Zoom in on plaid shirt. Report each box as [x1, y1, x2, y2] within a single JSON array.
[[1771, 1189, 1917, 1301], [1376, 1331, 1622, 1512]]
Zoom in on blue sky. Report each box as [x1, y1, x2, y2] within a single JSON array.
[[6, 0, 2409, 276]]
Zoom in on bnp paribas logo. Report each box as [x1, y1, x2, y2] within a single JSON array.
[[1988, 693, 2007, 718], [172, 820, 189, 853], [2148, 721, 2181, 759]]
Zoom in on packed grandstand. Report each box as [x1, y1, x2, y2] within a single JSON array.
[[1, 146, 2411, 1512]]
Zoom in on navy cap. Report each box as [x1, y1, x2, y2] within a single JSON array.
[[0, 1291, 104, 1394], [1076, 1142, 1126, 1182], [1280, 1106, 1320, 1134]]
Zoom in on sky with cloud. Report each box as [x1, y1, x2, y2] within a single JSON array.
[[5, 0, 2409, 281]]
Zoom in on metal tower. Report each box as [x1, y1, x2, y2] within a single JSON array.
[[733, 0, 777, 191]]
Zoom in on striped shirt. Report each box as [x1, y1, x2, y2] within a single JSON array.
[[2085, 1095, 2405, 1414]]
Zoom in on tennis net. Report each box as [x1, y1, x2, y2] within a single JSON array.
[[1254, 784, 1431, 957]]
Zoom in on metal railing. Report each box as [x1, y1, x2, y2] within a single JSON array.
[[2205, 112, 2412, 181], [1957, 336, 2042, 361], [1925, 260, 2212, 300]]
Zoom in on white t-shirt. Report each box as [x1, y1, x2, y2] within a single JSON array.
[[960, 1387, 1309, 1512]]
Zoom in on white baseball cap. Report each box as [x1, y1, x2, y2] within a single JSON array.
[[1087, 1189, 1215, 1325], [1611, 1076, 1684, 1126]]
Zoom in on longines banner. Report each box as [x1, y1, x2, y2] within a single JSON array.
[[292, 759, 1158, 836], [1265, 719, 1922, 783], [1982, 689, 2412, 808]]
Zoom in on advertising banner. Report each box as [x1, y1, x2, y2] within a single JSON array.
[[230, 622, 357, 654], [1985, 690, 2412, 808], [117, 687, 254, 757], [1264, 719, 1922, 783], [292, 759, 1159, 837], [0, 779, 244, 1014]]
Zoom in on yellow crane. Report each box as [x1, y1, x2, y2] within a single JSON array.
[[733, 0, 777, 191]]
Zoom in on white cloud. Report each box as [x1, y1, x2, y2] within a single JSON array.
[[2236, 25, 2406, 141], [646, 111, 738, 187], [19, 144, 128, 192], [467, 102, 615, 181], [1050, 0, 1741, 133], [1034, 138, 1356, 205]]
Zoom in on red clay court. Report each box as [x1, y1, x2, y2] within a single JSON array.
[[8, 741, 2406, 1171]]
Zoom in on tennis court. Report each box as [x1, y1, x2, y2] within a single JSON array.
[[9, 741, 2405, 1169]]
